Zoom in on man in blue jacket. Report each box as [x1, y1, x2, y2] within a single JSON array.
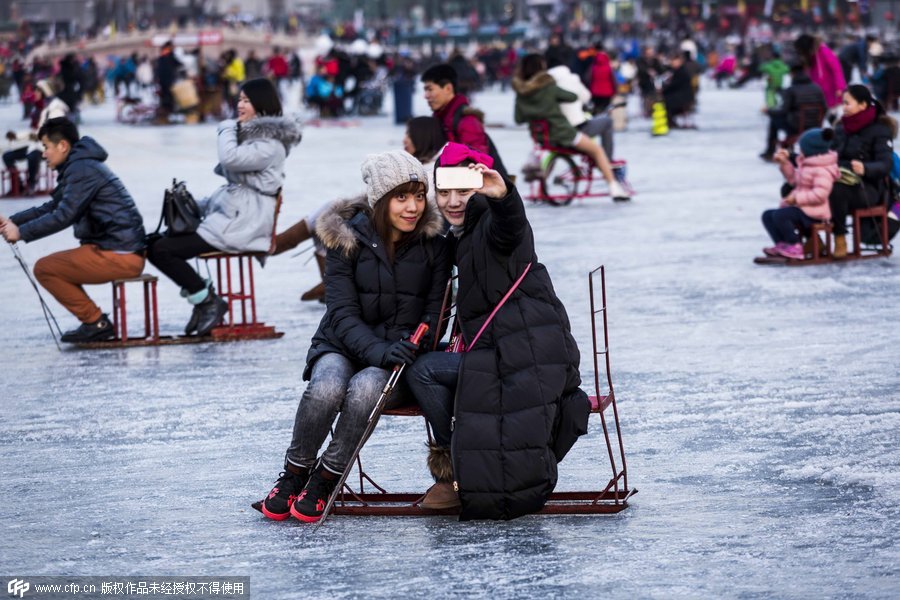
[[0, 117, 146, 343]]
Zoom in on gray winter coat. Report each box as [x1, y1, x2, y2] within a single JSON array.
[[196, 116, 302, 253]]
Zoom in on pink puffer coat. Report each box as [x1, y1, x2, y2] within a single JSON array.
[[779, 151, 840, 221]]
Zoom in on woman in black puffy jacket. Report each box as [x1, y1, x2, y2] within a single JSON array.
[[257, 150, 449, 523], [828, 84, 897, 257]]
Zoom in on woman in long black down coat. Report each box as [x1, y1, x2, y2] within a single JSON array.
[[407, 142, 590, 520]]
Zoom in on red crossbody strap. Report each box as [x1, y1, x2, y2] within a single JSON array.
[[463, 262, 532, 352]]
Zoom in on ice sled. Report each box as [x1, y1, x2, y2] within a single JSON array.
[[71, 193, 285, 348], [522, 120, 635, 206], [252, 265, 635, 518], [754, 207, 893, 266], [1, 164, 55, 198]]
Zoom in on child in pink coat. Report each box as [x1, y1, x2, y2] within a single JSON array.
[[761, 128, 840, 260]]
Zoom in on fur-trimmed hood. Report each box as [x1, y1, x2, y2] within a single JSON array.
[[511, 72, 555, 96], [237, 115, 303, 153], [316, 195, 445, 257]]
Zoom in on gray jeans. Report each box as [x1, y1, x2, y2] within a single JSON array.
[[577, 115, 614, 158], [285, 352, 405, 473]]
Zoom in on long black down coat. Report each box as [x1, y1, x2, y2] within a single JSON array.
[[450, 185, 590, 521], [304, 197, 449, 379]]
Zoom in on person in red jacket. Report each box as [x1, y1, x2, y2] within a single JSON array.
[[588, 42, 617, 114], [421, 63, 489, 155], [266, 46, 290, 97]]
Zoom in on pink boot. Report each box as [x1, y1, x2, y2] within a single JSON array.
[[776, 243, 804, 260]]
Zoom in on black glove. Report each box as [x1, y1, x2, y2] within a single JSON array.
[[382, 340, 417, 367]]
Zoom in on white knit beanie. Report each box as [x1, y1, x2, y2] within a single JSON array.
[[360, 150, 428, 207], [36, 79, 55, 97]]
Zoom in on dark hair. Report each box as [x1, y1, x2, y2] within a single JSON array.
[[405, 116, 447, 163], [38, 117, 79, 146], [517, 53, 546, 81], [545, 53, 564, 69], [794, 34, 817, 63], [372, 181, 430, 262], [421, 63, 457, 91], [844, 84, 875, 107], [240, 78, 283, 117]]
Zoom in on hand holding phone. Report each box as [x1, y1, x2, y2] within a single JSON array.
[[435, 167, 484, 190]]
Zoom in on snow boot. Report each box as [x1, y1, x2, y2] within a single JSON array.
[[833, 234, 848, 259], [291, 464, 340, 523], [60, 313, 115, 343], [261, 463, 310, 521], [300, 254, 326, 303], [763, 243, 786, 257], [803, 234, 827, 258], [273, 219, 312, 256], [420, 443, 460, 510]]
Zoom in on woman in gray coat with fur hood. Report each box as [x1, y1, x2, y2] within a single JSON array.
[[148, 78, 302, 336]]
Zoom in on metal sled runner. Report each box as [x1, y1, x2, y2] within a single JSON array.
[[293, 265, 635, 517]]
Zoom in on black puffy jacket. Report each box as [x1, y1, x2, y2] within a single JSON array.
[[777, 73, 827, 132], [450, 185, 589, 521], [832, 113, 896, 203], [11, 137, 146, 252], [304, 197, 450, 379]]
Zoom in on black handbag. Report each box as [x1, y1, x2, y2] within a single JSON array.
[[153, 179, 202, 237]]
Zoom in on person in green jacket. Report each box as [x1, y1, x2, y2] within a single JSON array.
[[759, 47, 790, 110], [512, 53, 629, 201]]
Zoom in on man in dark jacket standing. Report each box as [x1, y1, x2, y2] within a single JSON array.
[[0, 118, 146, 343], [662, 52, 695, 127], [155, 41, 182, 123], [761, 63, 827, 160]]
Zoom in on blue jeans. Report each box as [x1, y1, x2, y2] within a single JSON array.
[[406, 351, 462, 448], [285, 352, 405, 473], [762, 206, 818, 244]]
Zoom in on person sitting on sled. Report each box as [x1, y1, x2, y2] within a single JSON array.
[[146, 78, 302, 337], [406, 142, 591, 519], [512, 53, 630, 201], [258, 150, 449, 523], [0, 117, 146, 343], [761, 128, 840, 260]]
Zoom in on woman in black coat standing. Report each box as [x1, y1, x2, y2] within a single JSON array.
[[828, 84, 897, 258], [258, 150, 449, 523], [407, 142, 590, 520]]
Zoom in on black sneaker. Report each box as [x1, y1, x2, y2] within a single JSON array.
[[194, 289, 228, 336], [184, 305, 201, 335], [290, 466, 339, 523], [260, 465, 310, 521], [60, 314, 115, 343]]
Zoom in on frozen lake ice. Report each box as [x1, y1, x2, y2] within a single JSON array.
[[1, 81, 898, 598]]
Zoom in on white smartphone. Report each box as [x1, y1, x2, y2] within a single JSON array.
[[435, 167, 484, 191]]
